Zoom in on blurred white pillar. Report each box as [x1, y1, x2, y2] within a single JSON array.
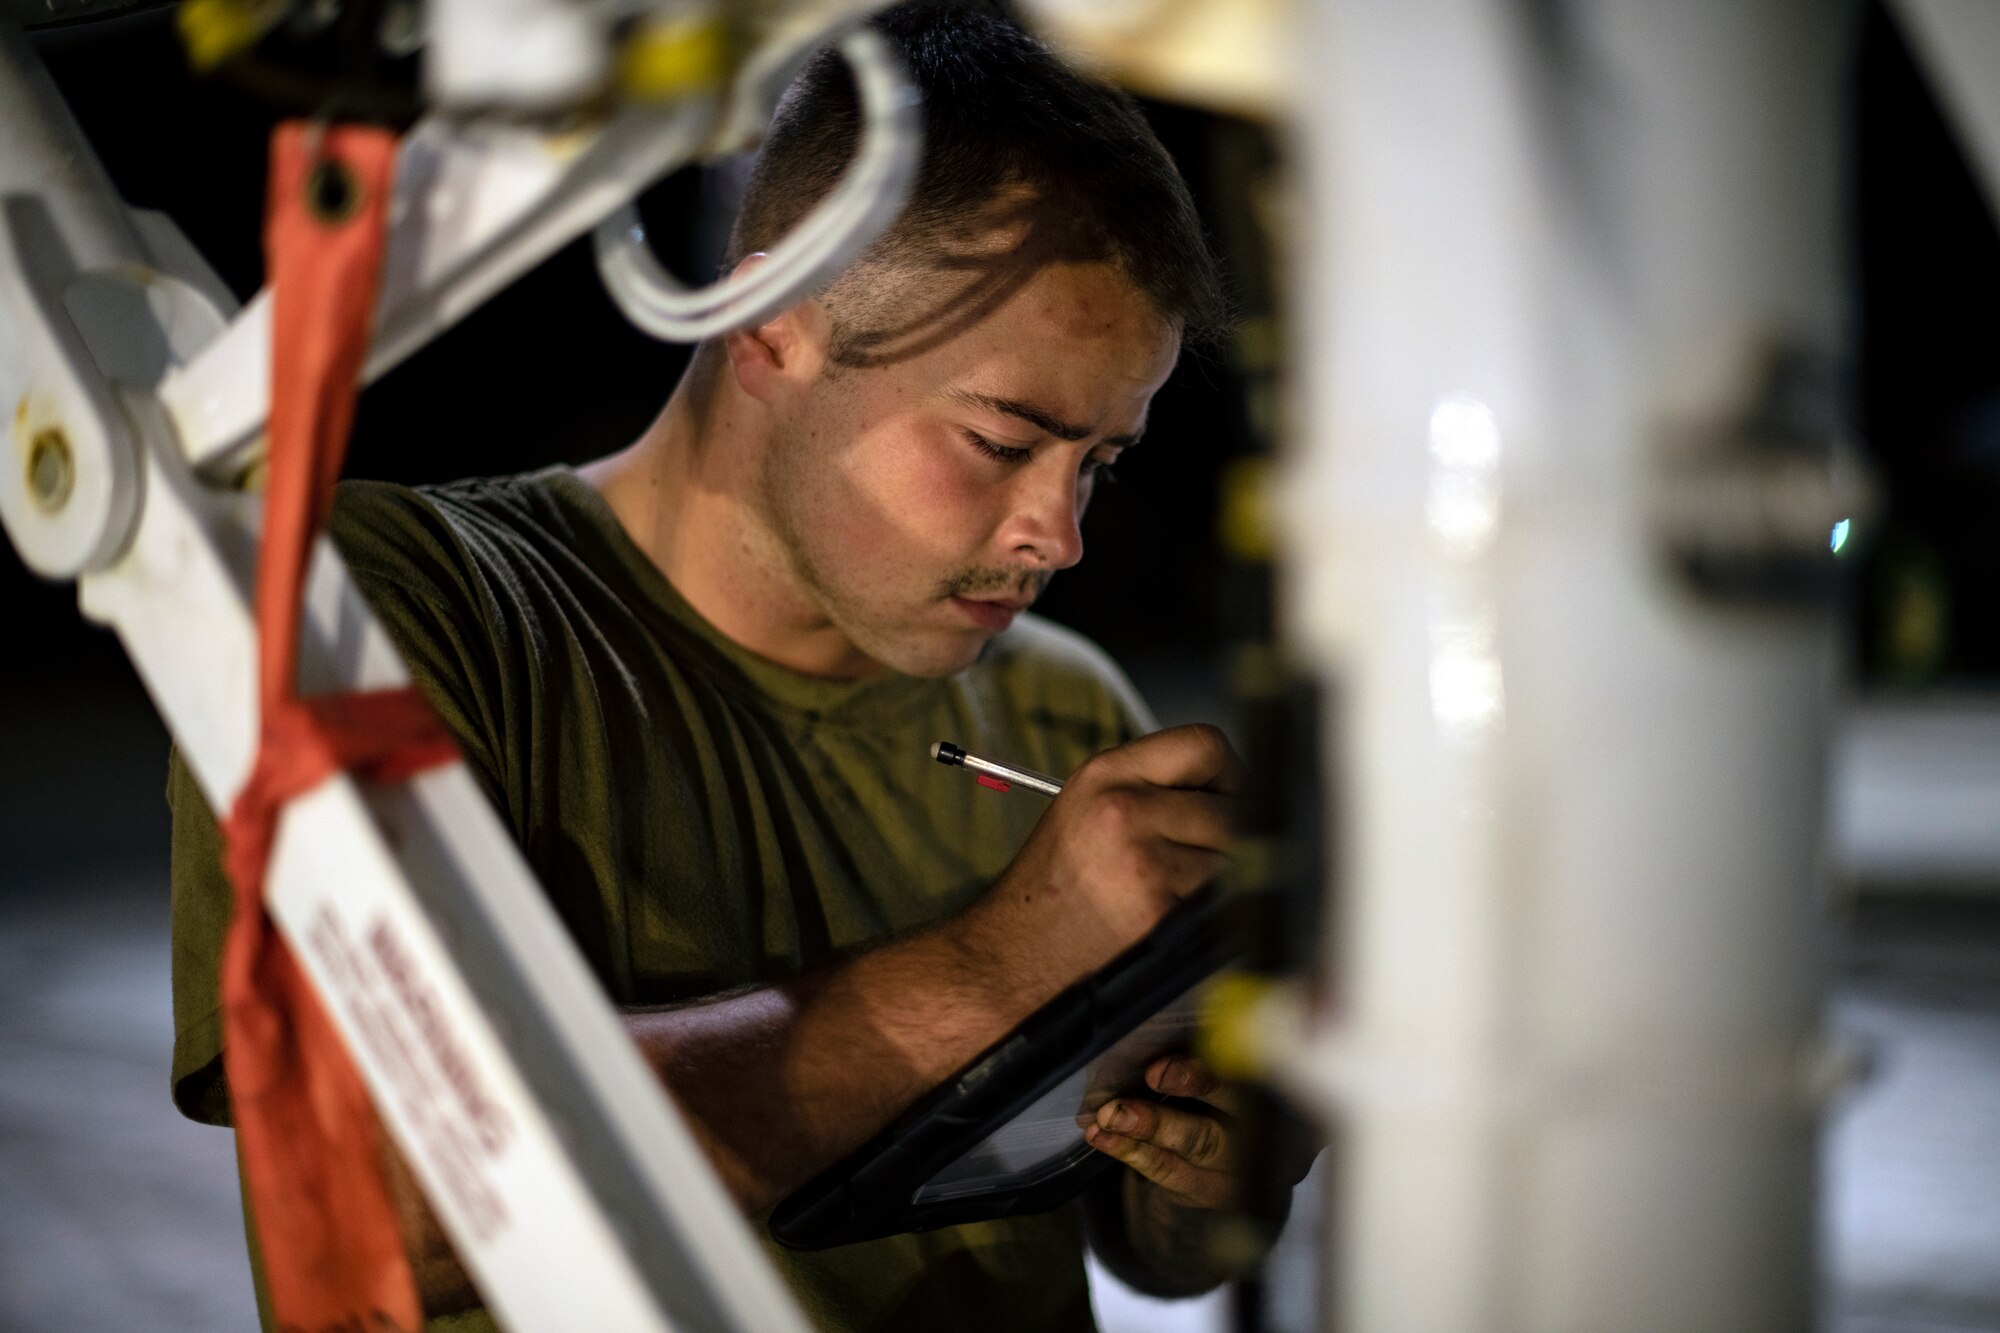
[[1281, 3, 1844, 1330]]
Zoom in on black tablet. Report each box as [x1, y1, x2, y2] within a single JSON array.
[[768, 888, 1235, 1250]]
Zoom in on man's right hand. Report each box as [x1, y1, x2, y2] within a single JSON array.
[[961, 724, 1242, 996], [617, 725, 1241, 1217]]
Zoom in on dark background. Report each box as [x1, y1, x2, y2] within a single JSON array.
[[1853, 1, 2000, 686]]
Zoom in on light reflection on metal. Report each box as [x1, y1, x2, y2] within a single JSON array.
[[1831, 517, 1851, 554], [1427, 394, 1505, 741], [1425, 394, 1502, 557], [1428, 610, 1504, 741]]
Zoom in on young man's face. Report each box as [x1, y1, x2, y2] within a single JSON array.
[[757, 258, 1180, 678]]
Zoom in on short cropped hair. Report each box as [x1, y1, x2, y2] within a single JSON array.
[[724, 2, 1229, 366]]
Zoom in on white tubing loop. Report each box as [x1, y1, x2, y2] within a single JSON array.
[[593, 27, 921, 343]]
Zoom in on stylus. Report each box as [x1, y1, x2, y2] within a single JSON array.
[[928, 741, 1065, 797]]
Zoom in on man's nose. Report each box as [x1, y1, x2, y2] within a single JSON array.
[[1002, 469, 1085, 571]]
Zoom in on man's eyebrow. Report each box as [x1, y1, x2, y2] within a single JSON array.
[[947, 391, 1144, 447]]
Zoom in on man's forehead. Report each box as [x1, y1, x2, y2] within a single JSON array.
[[929, 260, 1177, 412]]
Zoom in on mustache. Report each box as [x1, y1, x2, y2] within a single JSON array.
[[940, 567, 1051, 603]]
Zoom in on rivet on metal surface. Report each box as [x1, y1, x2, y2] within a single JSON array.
[[25, 427, 74, 513]]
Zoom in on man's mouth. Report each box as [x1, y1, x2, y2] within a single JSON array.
[[949, 596, 1032, 632]]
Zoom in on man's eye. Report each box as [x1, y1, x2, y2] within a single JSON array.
[[1080, 455, 1119, 485], [964, 430, 1031, 464]]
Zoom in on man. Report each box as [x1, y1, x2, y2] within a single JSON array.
[[169, 6, 1278, 1330]]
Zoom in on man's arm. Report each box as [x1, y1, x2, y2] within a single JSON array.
[[383, 914, 1069, 1319], [385, 724, 1241, 1316], [625, 891, 1076, 1210]]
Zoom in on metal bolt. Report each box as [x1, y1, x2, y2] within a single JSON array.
[[26, 428, 74, 513]]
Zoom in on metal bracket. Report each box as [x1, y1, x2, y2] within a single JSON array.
[[1651, 340, 1875, 607], [0, 195, 144, 577]]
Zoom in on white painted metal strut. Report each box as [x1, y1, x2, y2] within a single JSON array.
[[0, 6, 915, 1330], [1282, 2, 1843, 1330], [85, 436, 808, 1333]]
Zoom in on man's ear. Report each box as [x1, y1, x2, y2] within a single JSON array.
[[722, 253, 830, 403]]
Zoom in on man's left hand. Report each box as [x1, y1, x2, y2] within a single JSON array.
[[1083, 1053, 1289, 1211]]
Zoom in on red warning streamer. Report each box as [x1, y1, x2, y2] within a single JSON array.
[[218, 122, 456, 1333]]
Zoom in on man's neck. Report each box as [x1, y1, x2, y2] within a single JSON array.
[[580, 356, 884, 680]]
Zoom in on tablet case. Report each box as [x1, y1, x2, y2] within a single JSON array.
[[768, 888, 1234, 1250]]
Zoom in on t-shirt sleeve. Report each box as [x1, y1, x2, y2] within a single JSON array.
[[167, 480, 518, 1125], [330, 480, 517, 814]]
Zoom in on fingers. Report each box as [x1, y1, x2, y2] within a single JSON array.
[[1145, 1056, 1319, 1186], [1084, 1051, 1247, 1211], [1084, 787, 1229, 897], [1094, 724, 1245, 795], [1137, 841, 1228, 901], [1145, 1054, 1247, 1113], [1093, 1096, 1233, 1171], [1084, 784, 1232, 854], [1085, 1119, 1237, 1210], [986, 727, 1241, 986], [1142, 789, 1235, 853]]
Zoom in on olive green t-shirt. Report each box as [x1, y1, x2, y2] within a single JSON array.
[[168, 467, 1152, 1333]]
